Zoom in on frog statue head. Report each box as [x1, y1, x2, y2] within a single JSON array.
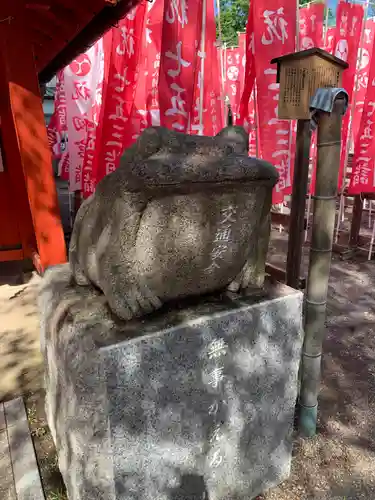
[[69, 126, 278, 321]]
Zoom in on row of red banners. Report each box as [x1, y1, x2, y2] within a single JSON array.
[[48, 0, 375, 201], [49, 0, 224, 199]]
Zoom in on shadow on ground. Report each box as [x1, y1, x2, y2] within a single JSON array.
[[1, 227, 375, 498], [0, 270, 43, 403], [261, 230, 375, 499]]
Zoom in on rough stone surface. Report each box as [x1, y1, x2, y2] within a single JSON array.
[[40, 264, 303, 500], [69, 126, 278, 320]]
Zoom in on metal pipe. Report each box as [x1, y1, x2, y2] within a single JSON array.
[[305, 194, 312, 242], [369, 216, 375, 260], [253, 86, 260, 157], [323, 0, 330, 48], [198, 0, 207, 135], [334, 194, 344, 243], [369, 200, 372, 229], [299, 97, 347, 437]]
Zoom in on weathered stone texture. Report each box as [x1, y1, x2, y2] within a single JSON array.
[[69, 127, 278, 320], [40, 265, 303, 500]]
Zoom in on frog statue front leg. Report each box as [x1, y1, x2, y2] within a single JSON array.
[[69, 189, 162, 321]]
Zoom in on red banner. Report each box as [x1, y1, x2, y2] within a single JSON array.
[[253, 0, 296, 203], [351, 19, 375, 149], [93, 5, 146, 183], [48, 71, 70, 180], [299, 3, 324, 50], [123, 0, 165, 147], [348, 36, 375, 194], [126, 7, 153, 145], [205, 48, 224, 135], [144, 0, 164, 127], [64, 43, 102, 192], [247, 91, 258, 157], [217, 45, 226, 128], [325, 26, 336, 53], [297, 4, 324, 195], [190, 0, 223, 135], [47, 113, 58, 152], [205, 0, 224, 136], [82, 40, 105, 198], [334, 2, 364, 189], [159, 0, 203, 133], [223, 48, 242, 124], [238, 3, 255, 134]]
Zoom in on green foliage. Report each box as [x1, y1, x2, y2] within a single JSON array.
[[216, 0, 249, 46], [216, 0, 334, 47]]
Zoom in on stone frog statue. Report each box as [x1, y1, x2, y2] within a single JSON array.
[[69, 126, 278, 320]]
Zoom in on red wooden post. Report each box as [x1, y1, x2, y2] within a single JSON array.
[[0, 4, 67, 270]]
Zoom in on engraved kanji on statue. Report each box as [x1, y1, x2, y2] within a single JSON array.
[[208, 367, 224, 389], [210, 449, 223, 468], [208, 339, 228, 360], [221, 205, 236, 224], [214, 226, 232, 242]]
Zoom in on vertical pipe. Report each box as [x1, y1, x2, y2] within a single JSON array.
[[224, 42, 227, 80], [299, 97, 347, 437], [369, 200, 372, 229], [323, 0, 329, 48], [68, 190, 73, 231], [198, 0, 207, 135], [296, 0, 300, 52], [334, 194, 344, 243], [280, 203, 284, 233], [253, 86, 260, 157], [369, 218, 375, 260], [218, 40, 226, 124], [215, 0, 223, 47], [305, 194, 312, 242], [215, 0, 225, 116]]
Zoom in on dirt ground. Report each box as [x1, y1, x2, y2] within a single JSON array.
[[0, 265, 43, 402], [0, 228, 375, 499], [261, 231, 375, 499]]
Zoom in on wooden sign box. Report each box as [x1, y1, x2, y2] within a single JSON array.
[[271, 48, 348, 120]]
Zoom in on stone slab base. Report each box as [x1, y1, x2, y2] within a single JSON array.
[[40, 264, 303, 500]]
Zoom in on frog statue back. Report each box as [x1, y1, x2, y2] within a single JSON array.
[[69, 126, 278, 320]]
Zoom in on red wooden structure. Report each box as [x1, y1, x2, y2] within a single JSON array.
[[0, 0, 138, 271]]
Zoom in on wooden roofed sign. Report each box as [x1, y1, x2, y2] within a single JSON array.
[[271, 48, 348, 120]]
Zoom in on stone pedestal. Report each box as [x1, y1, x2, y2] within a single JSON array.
[[39, 264, 303, 500]]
